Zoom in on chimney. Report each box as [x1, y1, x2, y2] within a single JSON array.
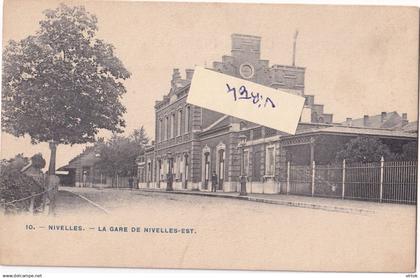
[[185, 69, 194, 81], [171, 68, 181, 87], [363, 115, 369, 127], [346, 118, 352, 127], [381, 112, 387, 123], [402, 113, 408, 126]]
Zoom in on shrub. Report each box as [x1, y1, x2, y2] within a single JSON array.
[[0, 166, 44, 213]]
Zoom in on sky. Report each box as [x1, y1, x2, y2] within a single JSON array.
[[1, 0, 419, 169]]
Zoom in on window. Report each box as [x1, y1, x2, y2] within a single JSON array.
[[265, 146, 275, 176], [158, 119, 162, 142], [171, 113, 175, 138], [162, 118, 165, 141], [164, 116, 169, 141], [185, 106, 191, 133], [177, 110, 183, 136]]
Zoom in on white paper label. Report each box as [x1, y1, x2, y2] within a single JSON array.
[[187, 66, 305, 134]]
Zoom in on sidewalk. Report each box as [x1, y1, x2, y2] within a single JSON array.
[[136, 188, 391, 215]]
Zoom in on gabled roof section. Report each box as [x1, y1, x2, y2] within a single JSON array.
[[201, 115, 231, 133]]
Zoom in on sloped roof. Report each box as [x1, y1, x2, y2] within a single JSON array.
[[201, 115, 231, 133], [295, 125, 417, 139], [58, 146, 100, 170], [341, 112, 402, 128], [396, 121, 418, 133]]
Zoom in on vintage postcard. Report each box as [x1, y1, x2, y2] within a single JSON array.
[[0, 0, 418, 273]]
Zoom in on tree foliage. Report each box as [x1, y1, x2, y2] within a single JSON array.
[[335, 136, 394, 163], [2, 4, 131, 145], [0, 167, 44, 213], [400, 141, 418, 161], [0, 154, 44, 213], [95, 126, 149, 177], [0, 154, 29, 171], [31, 153, 46, 169]]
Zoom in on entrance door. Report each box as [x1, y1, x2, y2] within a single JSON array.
[[204, 152, 210, 189], [218, 149, 225, 190], [183, 154, 189, 189], [157, 160, 161, 188]]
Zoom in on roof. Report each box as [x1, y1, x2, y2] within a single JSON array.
[[58, 145, 101, 170], [341, 112, 403, 129], [294, 125, 417, 139], [396, 121, 418, 133]]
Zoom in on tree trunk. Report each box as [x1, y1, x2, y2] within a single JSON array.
[[48, 141, 57, 175], [47, 141, 58, 215]]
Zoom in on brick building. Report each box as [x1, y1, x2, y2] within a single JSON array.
[[137, 34, 417, 193]]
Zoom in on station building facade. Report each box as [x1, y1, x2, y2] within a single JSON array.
[[136, 34, 417, 193]]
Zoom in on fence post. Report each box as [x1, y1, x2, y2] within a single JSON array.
[[311, 161, 315, 197], [286, 161, 290, 195], [342, 159, 346, 200], [380, 156, 384, 203]]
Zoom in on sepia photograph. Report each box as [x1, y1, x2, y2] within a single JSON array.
[[0, 0, 418, 274]]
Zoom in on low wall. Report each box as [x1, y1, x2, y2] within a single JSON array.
[[240, 181, 279, 194], [138, 181, 282, 194]]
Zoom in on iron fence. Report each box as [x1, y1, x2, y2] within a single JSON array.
[[286, 158, 417, 204]]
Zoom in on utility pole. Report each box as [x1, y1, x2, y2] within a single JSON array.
[[292, 30, 299, 66]]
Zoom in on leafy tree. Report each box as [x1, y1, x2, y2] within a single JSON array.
[[0, 154, 44, 213], [96, 127, 149, 180], [2, 4, 131, 175], [0, 167, 44, 213], [335, 136, 394, 163], [400, 141, 418, 161], [131, 126, 149, 146]]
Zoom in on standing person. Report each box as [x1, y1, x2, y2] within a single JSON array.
[[211, 171, 218, 192]]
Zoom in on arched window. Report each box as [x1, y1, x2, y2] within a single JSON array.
[[202, 145, 211, 190], [165, 116, 171, 140], [204, 152, 210, 188], [164, 116, 169, 140], [158, 118, 162, 142], [216, 142, 226, 190], [218, 149, 225, 189], [185, 106, 191, 133], [178, 109, 183, 136], [171, 113, 175, 138]]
